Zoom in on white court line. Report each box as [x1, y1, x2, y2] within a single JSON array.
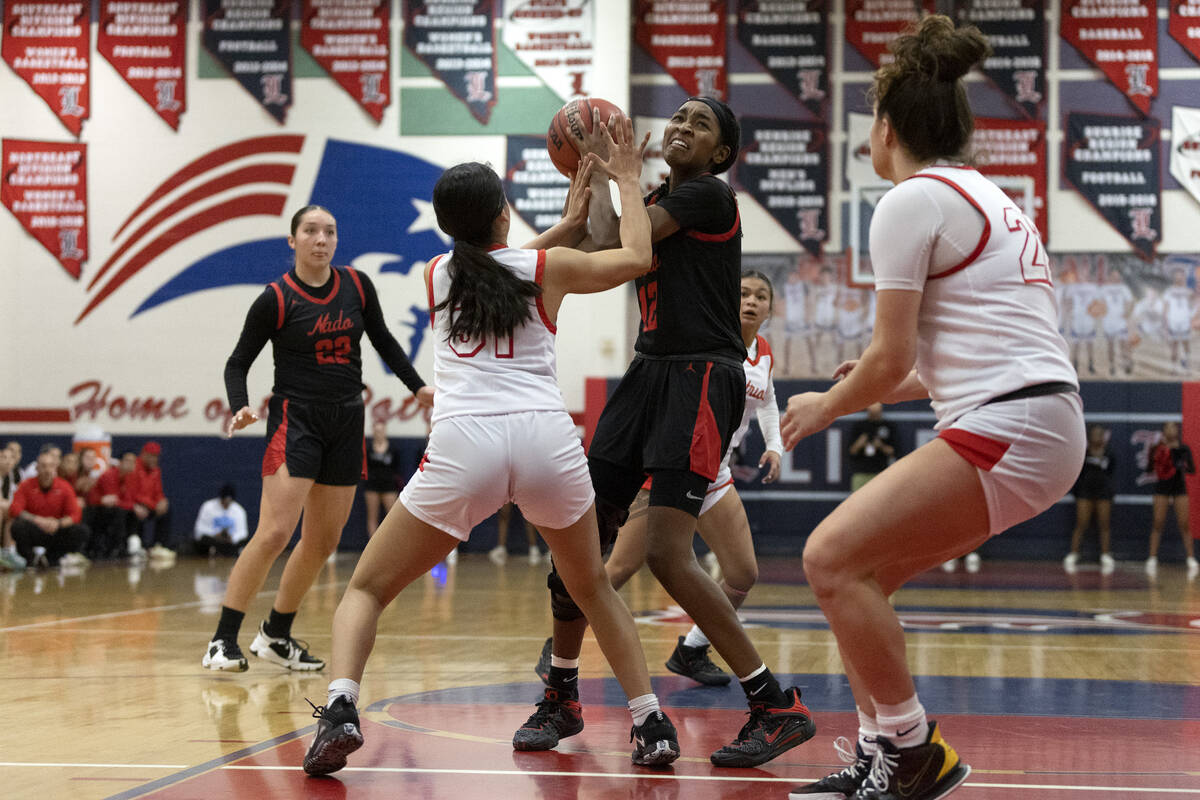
[[0, 763, 187, 769]]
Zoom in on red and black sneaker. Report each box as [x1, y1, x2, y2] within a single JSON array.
[[710, 686, 816, 767], [512, 688, 584, 751]]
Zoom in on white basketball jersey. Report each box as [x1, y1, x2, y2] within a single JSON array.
[[1100, 282, 1133, 333], [426, 247, 565, 423], [1163, 285, 1195, 334], [871, 166, 1076, 427]]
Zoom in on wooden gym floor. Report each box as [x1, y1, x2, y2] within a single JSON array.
[[0, 552, 1197, 799]]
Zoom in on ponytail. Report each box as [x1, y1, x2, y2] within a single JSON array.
[[431, 162, 542, 342]]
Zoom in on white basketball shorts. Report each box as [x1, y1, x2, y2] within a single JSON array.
[[700, 463, 735, 515], [399, 410, 595, 541]]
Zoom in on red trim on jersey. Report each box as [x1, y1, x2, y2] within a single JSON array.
[[939, 428, 1010, 471], [689, 362, 722, 481], [487, 243, 506, 252], [262, 398, 289, 477], [344, 266, 365, 306], [707, 477, 734, 495], [747, 334, 772, 367], [909, 173, 992, 280], [360, 435, 368, 480], [283, 269, 342, 305], [686, 207, 740, 242], [534, 249, 556, 333], [269, 282, 285, 329], [641, 475, 653, 491], [425, 255, 445, 326], [417, 452, 429, 472]]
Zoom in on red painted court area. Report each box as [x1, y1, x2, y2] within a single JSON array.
[[133, 704, 1200, 799]]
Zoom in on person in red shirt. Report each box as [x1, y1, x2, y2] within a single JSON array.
[[128, 442, 173, 561], [83, 452, 138, 559], [9, 449, 90, 567]]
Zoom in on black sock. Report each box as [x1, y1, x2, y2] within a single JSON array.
[[740, 667, 787, 707], [214, 606, 245, 644], [264, 608, 296, 639], [547, 665, 579, 699]]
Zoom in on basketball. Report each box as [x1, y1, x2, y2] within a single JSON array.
[[546, 97, 625, 177], [1087, 299, 1107, 318]]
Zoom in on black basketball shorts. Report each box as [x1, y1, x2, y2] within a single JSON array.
[[262, 396, 366, 486]]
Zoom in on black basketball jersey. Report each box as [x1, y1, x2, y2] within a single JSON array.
[[635, 175, 746, 362]]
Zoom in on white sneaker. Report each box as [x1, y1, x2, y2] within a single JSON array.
[[1100, 553, 1115, 575], [202, 639, 249, 672], [249, 622, 325, 671], [446, 547, 458, 565], [31, 546, 50, 569], [941, 559, 958, 573], [127, 534, 145, 556], [1144, 556, 1158, 576], [1188, 557, 1199, 580], [1063, 552, 1079, 574], [60, 552, 90, 568], [528, 546, 541, 565], [488, 545, 507, 565], [965, 553, 981, 573], [149, 544, 175, 561]]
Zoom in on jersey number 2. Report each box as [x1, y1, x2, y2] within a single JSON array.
[[1004, 207, 1050, 285], [316, 336, 351, 365]]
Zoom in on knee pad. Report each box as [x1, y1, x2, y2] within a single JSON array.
[[547, 564, 585, 621]]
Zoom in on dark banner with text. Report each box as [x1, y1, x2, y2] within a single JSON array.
[[634, 0, 726, 99], [1061, 0, 1157, 116], [956, 0, 1044, 119], [1169, 1, 1200, 66], [98, 0, 187, 130], [2, 139, 87, 279], [1064, 113, 1161, 259], [404, 0, 497, 124], [301, 0, 389, 123], [737, 118, 828, 257], [505, 135, 568, 232], [2, 1, 90, 136], [202, 0, 292, 123], [973, 118, 1048, 243], [845, 0, 933, 68], [736, 0, 827, 118]]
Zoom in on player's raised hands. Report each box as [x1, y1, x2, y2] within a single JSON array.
[[594, 116, 650, 185], [561, 157, 594, 228]]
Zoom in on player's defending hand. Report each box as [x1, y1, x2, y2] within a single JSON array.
[[594, 116, 649, 185], [781, 392, 835, 451], [576, 106, 613, 159], [226, 406, 259, 438], [415, 385, 435, 408], [561, 158, 594, 230], [759, 451, 782, 483]]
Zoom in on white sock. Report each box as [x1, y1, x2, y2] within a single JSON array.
[[628, 693, 660, 726], [683, 625, 709, 648], [857, 706, 881, 755], [550, 654, 579, 669], [737, 663, 767, 683], [873, 695, 928, 749], [327, 678, 360, 706]]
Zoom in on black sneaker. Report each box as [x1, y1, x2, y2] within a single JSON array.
[[534, 636, 552, 684], [511, 688, 584, 751], [710, 686, 817, 767], [302, 696, 363, 776], [789, 736, 872, 799], [202, 639, 248, 672], [665, 635, 731, 686], [853, 722, 970, 800], [630, 710, 681, 767], [249, 622, 325, 671]]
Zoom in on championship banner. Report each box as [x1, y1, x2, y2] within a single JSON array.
[[300, 0, 389, 123], [404, 0, 497, 124], [1063, 113, 1161, 259], [737, 118, 828, 257], [505, 135, 569, 232], [1, 139, 87, 279], [202, 0, 292, 123], [1169, 1, 1200, 66], [735, 0, 827, 118], [502, 0, 594, 103], [2, 1, 90, 136], [973, 118, 1048, 242], [633, 0, 726, 99], [1060, 0, 1157, 116], [845, 0, 933, 68], [1170, 106, 1200, 207], [955, 0, 1044, 119], [98, 0, 187, 130]]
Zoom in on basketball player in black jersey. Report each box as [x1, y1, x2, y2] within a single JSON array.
[[515, 99, 815, 767], [202, 205, 433, 672]]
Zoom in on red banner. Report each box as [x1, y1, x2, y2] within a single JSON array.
[[97, 0, 187, 130], [301, 0, 389, 123], [633, 0, 726, 99], [845, 0, 933, 68], [1061, 0, 1157, 116], [2, 1, 90, 136], [1169, 1, 1200, 66], [973, 118, 1048, 245], [2, 139, 88, 279]]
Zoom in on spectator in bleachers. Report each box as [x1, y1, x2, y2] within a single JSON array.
[[84, 451, 138, 559], [129, 442, 174, 562], [0, 447, 25, 570], [19, 443, 59, 481], [9, 448, 90, 568], [194, 484, 249, 557]]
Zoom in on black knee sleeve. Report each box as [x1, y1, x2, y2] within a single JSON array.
[[547, 563, 585, 621], [546, 493, 632, 622]]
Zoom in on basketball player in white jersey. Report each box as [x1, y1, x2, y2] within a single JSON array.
[[781, 16, 1084, 800], [1065, 257, 1100, 375], [1099, 268, 1134, 376], [782, 267, 815, 375], [302, 120, 682, 775], [1163, 268, 1196, 374]]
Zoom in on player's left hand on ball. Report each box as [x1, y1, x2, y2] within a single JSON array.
[[781, 392, 833, 451], [415, 385, 435, 408], [759, 450, 781, 483]]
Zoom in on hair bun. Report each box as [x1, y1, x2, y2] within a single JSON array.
[[892, 15, 990, 83]]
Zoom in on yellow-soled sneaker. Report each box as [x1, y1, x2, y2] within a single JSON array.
[[853, 721, 970, 800]]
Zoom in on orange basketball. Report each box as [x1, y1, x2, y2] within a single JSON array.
[[546, 97, 625, 177]]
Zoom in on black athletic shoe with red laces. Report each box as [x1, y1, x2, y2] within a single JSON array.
[[709, 686, 816, 767], [630, 710, 681, 767], [512, 688, 584, 751]]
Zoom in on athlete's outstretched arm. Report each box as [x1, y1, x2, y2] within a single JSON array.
[[358, 272, 434, 407], [223, 288, 278, 429], [523, 160, 592, 251]]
